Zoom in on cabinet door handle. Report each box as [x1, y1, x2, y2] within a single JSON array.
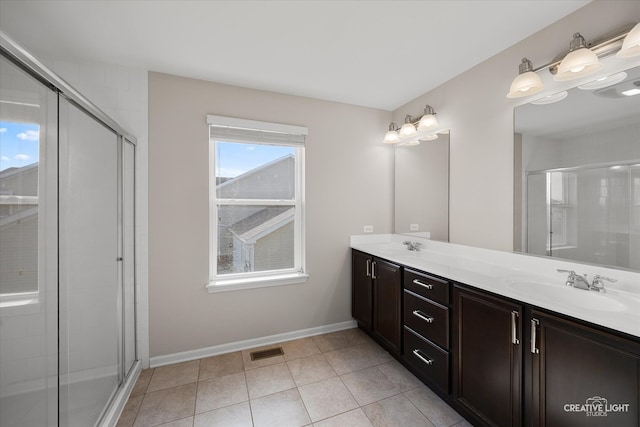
[[366, 259, 371, 277], [531, 318, 540, 354], [371, 261, 377, 279], [412, 349, 434, 365], [412, 279, 433, 289], [412, 310, 434, 323], [511, 311, 520, 345]]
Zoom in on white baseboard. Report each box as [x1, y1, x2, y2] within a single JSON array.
[[150, 320, 358, 368]]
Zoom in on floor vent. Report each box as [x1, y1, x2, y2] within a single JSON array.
[[250, 347, 284, 361]]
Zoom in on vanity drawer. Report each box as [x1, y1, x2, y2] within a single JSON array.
[[404, 326, 449, 393], [404, 268, 449, 305], [404, 290, 449, 349]]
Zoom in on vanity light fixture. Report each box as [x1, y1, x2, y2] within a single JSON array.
[[507, 58, 544, 98], [506, 22, 640, 99], [382, 105, 440, 145], [554, 33, 602, 81], [577, 71, 627, 90], [617, 22, 640, 58], [530, 91, 568, 105], [383, 123, 400, 144]]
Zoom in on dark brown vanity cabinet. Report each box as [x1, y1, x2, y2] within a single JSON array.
[[403, 268, 451, 394], [454, 285, 523, 427], [526, 309, 640, 427], [351, 250, 402, 354]]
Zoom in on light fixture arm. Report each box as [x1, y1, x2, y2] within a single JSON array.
[[529, 23, 636, 76]]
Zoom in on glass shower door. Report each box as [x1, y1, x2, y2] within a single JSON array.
[[0, 54, 59, 427], [58, 99, 120, 426]]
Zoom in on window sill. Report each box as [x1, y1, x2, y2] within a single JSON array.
[[206, 272, 309, 293]]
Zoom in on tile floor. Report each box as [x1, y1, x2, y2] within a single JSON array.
[[117, 328, 473, 427]]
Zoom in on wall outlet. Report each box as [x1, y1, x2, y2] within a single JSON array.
[[410, 224, 419, 231], [363, 225, 373, 233]]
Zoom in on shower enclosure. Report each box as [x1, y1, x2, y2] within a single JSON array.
[[0, 34, 138, 426], [526, 162, 640, 270]]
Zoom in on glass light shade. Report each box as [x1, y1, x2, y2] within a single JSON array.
[[417, 114, 438, 130], [383, 130, 399, 144], [507, 71, 544, 98], [399, 122, 417, 137], [403, 139, 420, 146], [554, 48, 602, 81], [617, 22, 640, 58]]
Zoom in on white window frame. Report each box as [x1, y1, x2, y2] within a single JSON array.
[[207, 115, 308, 293]]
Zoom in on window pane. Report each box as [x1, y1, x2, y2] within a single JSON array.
[[217, 204, 295, 275], [0, 121, 40, 294], [215, 141, 295, 200]]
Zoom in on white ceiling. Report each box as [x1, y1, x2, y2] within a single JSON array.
[[0, 0, 590, 111]]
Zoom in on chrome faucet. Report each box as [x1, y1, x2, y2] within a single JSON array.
[[557, 269, 616, 293], [403, 241, 422, 251]]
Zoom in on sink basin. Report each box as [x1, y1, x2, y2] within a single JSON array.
[[507, 281, 627, 312]]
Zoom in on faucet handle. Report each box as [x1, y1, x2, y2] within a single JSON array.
[[557, 269, 581, 286], [591, 275, 616, 293]]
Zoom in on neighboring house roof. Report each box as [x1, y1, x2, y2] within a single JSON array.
[[229, 206, 294, 244], [0, 162, 38, 179], [216, 154, 294, 194]]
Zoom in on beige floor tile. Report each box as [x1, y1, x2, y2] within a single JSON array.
[[341, 328, 375, 346], [312, 408, 373, 427], [195, 372, 248, 414], [131, 369, 154, 397], [324, 347, 373, 375], [157, 417, 194, 427], [363, 394, 434, 427], [287, 354, 336, 387], [311, 331, 349, 352], [298, 376, 359, 422], [116, 394, 143, 427], [340, 367, 400, 406], [147, 361, 200, 393], [376, 360, 423, 392], [354, 342, 393, 365], [404, 386, 464, 427], [250, 388, 311, 427], [198, 351, 243, 381], [242, 345, 285, 370], [245, 362, 295, 399], [133, 383, 197, 427], [282, 337, 321, 361], [194, 402, 253, 427]]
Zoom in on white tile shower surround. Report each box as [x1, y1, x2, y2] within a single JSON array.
[[117, 328, 472, 427], [351, 234, 640, 338]]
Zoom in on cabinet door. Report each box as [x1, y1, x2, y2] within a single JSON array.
[[372, 258, 402, 354], [352, 250, 372, 331], [454, 286, 522, 427], [528, 310, 640, 427]]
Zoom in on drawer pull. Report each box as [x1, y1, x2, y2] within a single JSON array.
[[412, 349, 434, 365], [412, 310, 434, 323], [413, 279, 433, 289]]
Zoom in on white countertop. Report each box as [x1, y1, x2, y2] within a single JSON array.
[[351, 234, 640, 338]]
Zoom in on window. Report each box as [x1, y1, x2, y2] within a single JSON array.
[[207, 115, 307, 292], [0, 121, 40, 301], [548, 171, 576, 250]]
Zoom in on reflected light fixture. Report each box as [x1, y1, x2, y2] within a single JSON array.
[[554, 33, 602, 81], [382, 105, 441, 145], [617, 22, 640, 58], [507, 58, 544, 98], [506, 22, 640, 99]]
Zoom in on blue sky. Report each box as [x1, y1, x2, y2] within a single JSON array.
[[0, 121, 40, 171], [215, 141, 294, 178]]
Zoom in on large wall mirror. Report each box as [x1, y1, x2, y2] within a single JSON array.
[[514, 65, 640, 271], [394, 131, 449, 241]]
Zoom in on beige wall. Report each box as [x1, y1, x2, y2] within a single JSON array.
[[392, 0, 640, 251], [149, 72, 392, 357]]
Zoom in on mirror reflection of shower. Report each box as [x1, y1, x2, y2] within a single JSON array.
[[526, 162, 639, 269], [514, 64, 640, 271]]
